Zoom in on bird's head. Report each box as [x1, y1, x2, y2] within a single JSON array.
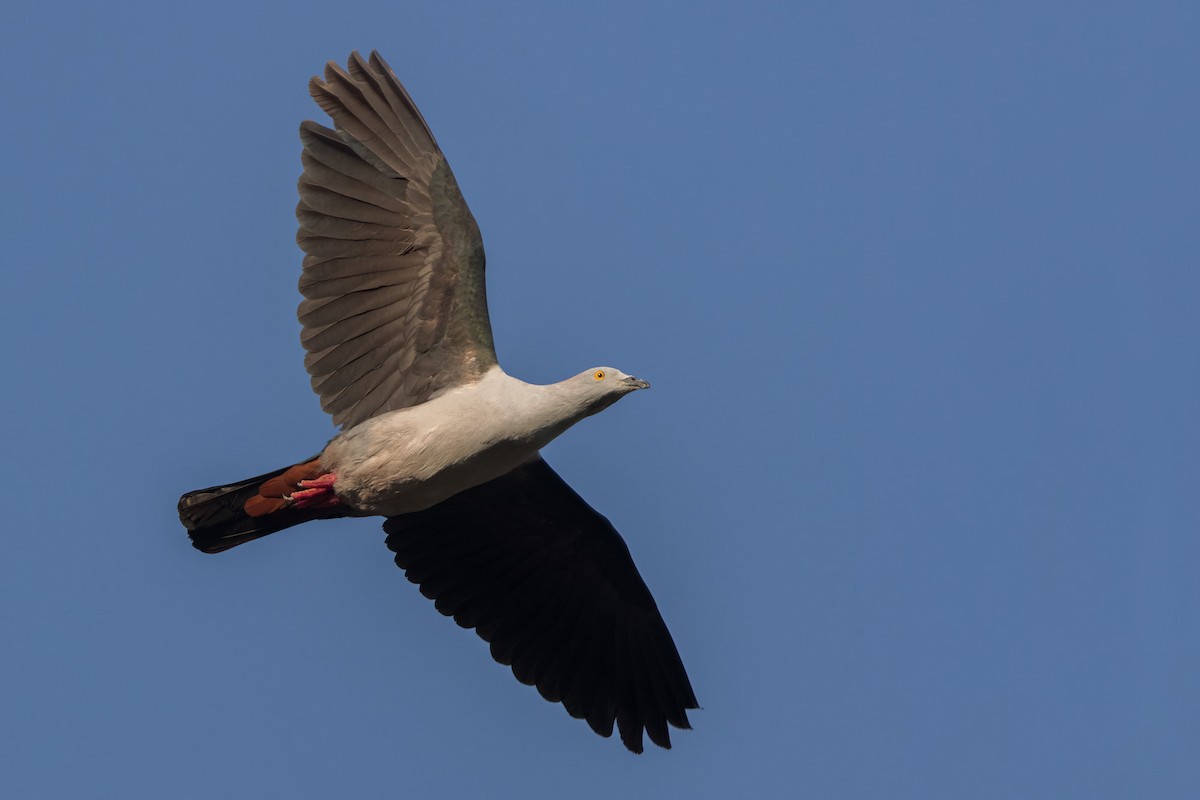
[[574, 367, 650, 417]]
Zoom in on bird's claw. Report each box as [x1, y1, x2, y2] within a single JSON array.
[[287, 472, 340, 508]]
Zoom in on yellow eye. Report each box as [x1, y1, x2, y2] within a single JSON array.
[[593, 370, 605, 380]]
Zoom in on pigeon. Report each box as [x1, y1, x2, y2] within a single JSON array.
[[178, 51, 698, 754]]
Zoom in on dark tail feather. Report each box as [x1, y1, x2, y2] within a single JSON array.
[[178, 459, 348, 554]]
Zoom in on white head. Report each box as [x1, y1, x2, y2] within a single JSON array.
[[570, 366, 651, 417]]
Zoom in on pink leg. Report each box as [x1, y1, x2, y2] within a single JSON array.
[[287, 472, 341, 509]]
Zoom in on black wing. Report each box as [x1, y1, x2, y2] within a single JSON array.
[[383, 458, 698, 753]]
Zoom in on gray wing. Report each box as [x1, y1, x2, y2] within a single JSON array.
[[297, 51, 497, 429]]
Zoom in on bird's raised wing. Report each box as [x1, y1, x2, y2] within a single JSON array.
[[383, 458, 698, 753], [297, 51, 497, 429]]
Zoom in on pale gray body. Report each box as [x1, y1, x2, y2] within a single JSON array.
[[322, 365, 644, 515]]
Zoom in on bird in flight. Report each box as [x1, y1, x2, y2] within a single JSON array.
[[178, 51, 697, 753]]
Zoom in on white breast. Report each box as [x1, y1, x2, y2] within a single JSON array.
[[319, 366, 580, 516]]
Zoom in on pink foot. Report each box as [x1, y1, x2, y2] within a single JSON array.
[[287, 472, 340, 509]]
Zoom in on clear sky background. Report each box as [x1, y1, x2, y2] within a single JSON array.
[[3, 2, 1198, 797]]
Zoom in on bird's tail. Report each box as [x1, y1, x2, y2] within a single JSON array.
[[178, 457, 349, 554]]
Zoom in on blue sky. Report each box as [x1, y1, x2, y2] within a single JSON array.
[[4, 1, 1199, 797]]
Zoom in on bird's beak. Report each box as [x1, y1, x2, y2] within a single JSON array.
[[622, 376, 651, 391]]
